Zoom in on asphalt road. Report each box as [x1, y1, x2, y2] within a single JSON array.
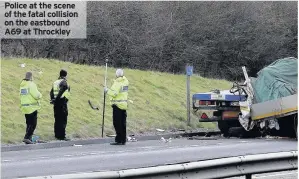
[[1, 137, 297, 178], [228, 170, 298, 179]]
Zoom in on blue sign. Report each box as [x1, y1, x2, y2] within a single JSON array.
[[186, 66, 193, 76]]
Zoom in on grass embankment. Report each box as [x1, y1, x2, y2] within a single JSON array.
[[1, 58, 231, 143]]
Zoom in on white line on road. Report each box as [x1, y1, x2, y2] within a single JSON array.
[[190, 145, 199, 147], [63, 155, 73, 157], [2, 160, 11, 162], [140, 147, 156, 149], [40, 156, 50, 159], [117, 150, 133, 153]]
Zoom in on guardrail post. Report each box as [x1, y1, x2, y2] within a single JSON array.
[[245, 174, 252, 179]]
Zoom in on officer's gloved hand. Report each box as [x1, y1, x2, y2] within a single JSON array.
[[104, 87, 108, 93], [50, 99, 55, 104]]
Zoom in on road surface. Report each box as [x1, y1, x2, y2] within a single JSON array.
[[229, 170, 298, 179], [1, 137, 297, 178]]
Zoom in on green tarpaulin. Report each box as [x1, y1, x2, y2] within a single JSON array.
[[251, 57, 298, 103]]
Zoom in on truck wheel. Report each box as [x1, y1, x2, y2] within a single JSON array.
[[218, 120, 230, 137], [228, 127, 245, 138], [229, 126, 261, 138], [293, 114, 297, 139], [271, 114, 297, 138]]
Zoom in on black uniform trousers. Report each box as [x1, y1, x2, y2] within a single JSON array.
[[24, 110, 37, 140], [112, 105, 127, 144], [54, 104, 68, 139]]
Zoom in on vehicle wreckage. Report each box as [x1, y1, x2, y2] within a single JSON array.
[[192, 57, 298, 138]]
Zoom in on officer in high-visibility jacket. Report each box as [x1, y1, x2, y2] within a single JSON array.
[[105, 69, 129, 145], [50, 69, 71, 141], [19, 72, 42, 144]]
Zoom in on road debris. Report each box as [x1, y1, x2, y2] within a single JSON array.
[[31, 135, 39, 142], [204, 132, 212, 137], [20, 63, 26, 68], [265, 135, 291, 139], [156, 129, 165, 132], [107, 134, 116, 137], [127, 136, 137, 142], [36, 140, 47, 143], [161, 137, 172, 143], [188, 136, 217, 140], [73, 144, 83, 147]]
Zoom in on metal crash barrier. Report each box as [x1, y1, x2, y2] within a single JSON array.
[[21, 151, 297, 179]]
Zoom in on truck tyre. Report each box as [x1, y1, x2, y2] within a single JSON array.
[[228, 127, 245, 138], [272, 114, 298, 138], [218, 120, 230, 137], [228, 126, 261, 138], [293, 114, 297, 139]]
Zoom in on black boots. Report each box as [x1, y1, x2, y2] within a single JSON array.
[[56, 137, 71, 141], [23, 139, 34, 144], [110, 142, 125, 145]]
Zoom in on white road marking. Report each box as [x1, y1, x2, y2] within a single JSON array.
[[140, 147, 155, 149], [117, 151, 127, 153], [190, 145, 199, 147], [40, 156, 50, 159], [64, 155, 73, 157], [2, 160, 11, 162], [73, 144, 82, 147]]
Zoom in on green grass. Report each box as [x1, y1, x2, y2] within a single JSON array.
[[1, 58, 231, 143]]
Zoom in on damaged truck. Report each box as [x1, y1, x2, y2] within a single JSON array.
[[192, 57, 298, 138]]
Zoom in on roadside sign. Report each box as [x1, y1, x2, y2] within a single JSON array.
[[186, 65, 193, 126], [186, 65, 193, 76]]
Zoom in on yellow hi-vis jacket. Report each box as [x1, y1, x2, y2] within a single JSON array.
[[53, 79, 70, 99], [19, 80, 42, 114], [106, 76, 129, 110]]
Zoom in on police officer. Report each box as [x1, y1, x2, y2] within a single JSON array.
[[20, 72, 42, 144], [105, 69, 129, 145], [50, 69, 70, 141]]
